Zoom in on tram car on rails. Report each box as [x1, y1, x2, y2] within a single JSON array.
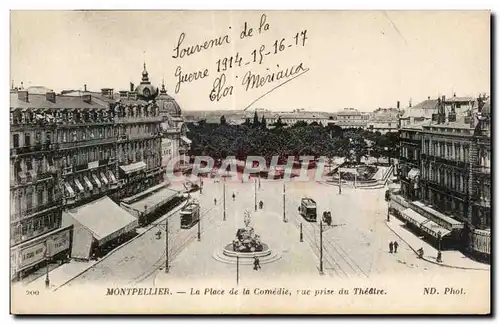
[[180, 200, 201, 229], [298, 197, 317, 222]]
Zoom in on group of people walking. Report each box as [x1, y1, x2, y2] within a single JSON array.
[[389, 241, 399, 253]]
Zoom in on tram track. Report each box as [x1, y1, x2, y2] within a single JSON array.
[[291, 212, 369, 279], [130, 195, 224, 285]]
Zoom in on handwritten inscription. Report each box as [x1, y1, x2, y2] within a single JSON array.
[[172, 32, 231, 59], [171, 13, 310, 106]]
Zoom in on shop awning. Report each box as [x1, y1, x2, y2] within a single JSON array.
[[420, 220, 451, 238], [64, 196, 138, 246], [181, 136, 192, 144], [412, 201, 464, 230], [92, 173, 102, 188], [127, 187, 180, 214], [83, 176, 93, 191], [408, 168, 420, 180], [74, 179, 85, 193], [64, 182, 75, 197], [100, 172, 109, 185], [107, 170, 117, 183], [401, 208, 428, 227], [120, 161, 147, 174]]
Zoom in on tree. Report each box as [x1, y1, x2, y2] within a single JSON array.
[[220, 115, 227, 125], [273, 117, 286, 128], [253, 111, 260, 127], [242, 118, 251, 126], [261, 115, 267, 128]]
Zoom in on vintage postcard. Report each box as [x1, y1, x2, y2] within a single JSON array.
[[9, 10, 491, 314]]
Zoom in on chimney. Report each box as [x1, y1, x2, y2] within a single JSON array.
[[428, 96, 431, 100], [84, 84, 87, 92], [82, 93, 92, 103], [46, 91, 56, 103], [453, 93, 456, 98], [397, 101, 400, 109], [130, 82, 135, 92], [18, 90, 29, 102]]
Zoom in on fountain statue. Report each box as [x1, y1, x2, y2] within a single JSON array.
[[231, 210, 264, 253]]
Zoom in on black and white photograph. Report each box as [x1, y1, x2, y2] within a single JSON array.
[[9, 10, 491, 314]]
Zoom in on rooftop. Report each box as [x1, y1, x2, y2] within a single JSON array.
[[10, 92, 107, 111]]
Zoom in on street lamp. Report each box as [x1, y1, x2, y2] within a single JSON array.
[[387, 201, 390, 222], [254, 178, 257, 212], [45, 240, 51, 289], [283, 182, 287, 223], [437, 231, 442, 263], [338, 170, 342, 194], [319, 221, 324, 275], [223, 177, 226, 221]]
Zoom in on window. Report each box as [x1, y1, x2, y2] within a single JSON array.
[[24, 133, 31, 147], [25, 159, 33, 171], [13, 134, 19, 148], [26, 191, 33, 210], [35, 132, 41, 144], [37, 188, 44, 206], [36, 158, 43, 173], [47, 186, 53, 202]]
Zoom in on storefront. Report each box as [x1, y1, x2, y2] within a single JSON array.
[[10, 225, 73, 281], [62, 196, 138, 260]]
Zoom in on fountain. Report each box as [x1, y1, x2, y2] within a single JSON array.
[[213, 210, 281, 264]]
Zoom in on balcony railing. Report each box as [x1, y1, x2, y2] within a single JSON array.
[[425, 179, 467, 198], [11, 199, 62, 221], [114, 116, 163, 124], [10, 143, 54, 156], [58, 137, 116, 150]]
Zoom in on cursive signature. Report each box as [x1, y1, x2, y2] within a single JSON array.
[[241, 63, 310, 111]]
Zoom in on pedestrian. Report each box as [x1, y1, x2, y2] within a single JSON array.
[[393, 241, 399, 253], [214, 198, 217, 205], [232, 193, 236, 201], [389, 241, 394, 253], [253, 256, 261, 271]]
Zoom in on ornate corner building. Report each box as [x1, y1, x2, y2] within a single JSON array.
[[9, 64, 189, 280]]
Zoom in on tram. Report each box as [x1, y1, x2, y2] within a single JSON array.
[[180, 200, 201, 229], [298, 197, 317, 222]]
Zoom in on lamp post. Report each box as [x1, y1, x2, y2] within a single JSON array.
[[197, 213, 201, 242], [283, 182, 287, 223], [387, 201, 390, 222], [319, 221, 324, 275], [236, 255, 240, 286], [338, 170, 342, 194], [44, 240, 51, 289], [254, 178, 257, 212], [300, 223, 303, 242], [223, 178, 226, 221], [437, 231, 442, 263]]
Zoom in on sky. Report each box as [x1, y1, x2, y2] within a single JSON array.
[[10, 10, 490, 112]]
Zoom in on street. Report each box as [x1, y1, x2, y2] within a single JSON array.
[[60, 177, 488, 290]]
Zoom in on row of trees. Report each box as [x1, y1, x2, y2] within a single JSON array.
[[187, 113, 399, 165]]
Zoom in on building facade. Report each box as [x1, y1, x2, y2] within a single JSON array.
[[157, 81, 191, 171], [366, 107, 399, 133], [397, 94, 491, 260], [10, 64, 185, 279], [328, 108, 370, 129]]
